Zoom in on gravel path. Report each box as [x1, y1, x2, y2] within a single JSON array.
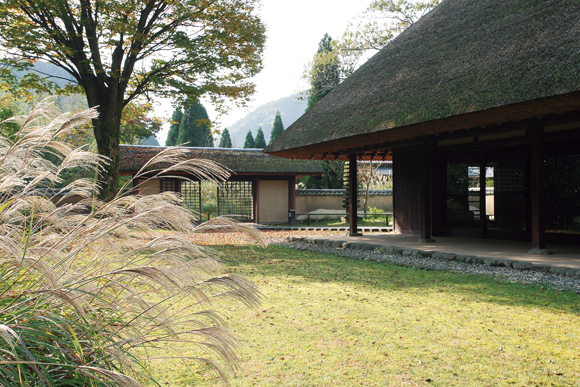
[[270, 237, 580, 294]]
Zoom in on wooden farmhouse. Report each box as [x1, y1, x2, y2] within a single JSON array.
[[264, 0, 580, 254], [119, 145, 322, 223]]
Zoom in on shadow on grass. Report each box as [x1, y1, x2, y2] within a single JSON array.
[[217, 244, 580, 313]]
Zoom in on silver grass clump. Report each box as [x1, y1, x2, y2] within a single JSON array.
[[0, 98, 264, 386]]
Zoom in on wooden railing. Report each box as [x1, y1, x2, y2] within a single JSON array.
[[291, 211, 394, 227]]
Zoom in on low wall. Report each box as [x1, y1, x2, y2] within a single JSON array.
[[296, 189, 393, 214]]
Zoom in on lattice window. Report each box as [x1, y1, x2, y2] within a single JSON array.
[[160, 179, 178, 193], [181, 181, 201, 216], [492, 158, 526, 231], [218, 181, 254, 221]]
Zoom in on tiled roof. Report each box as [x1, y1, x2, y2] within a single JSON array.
[[296, 189, 393, 196], [119, 145, 323, 175]]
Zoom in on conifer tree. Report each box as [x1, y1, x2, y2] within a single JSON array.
[[244, 130, 255, 148], [270, 111, 285, 143], [165, 109, 182, 146], [307, 34, 340, 111], [176, 103, 213, 147], [219, 128, 233, 148], [254, 127, 266, 148]]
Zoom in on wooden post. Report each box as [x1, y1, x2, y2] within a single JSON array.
[[349, 153, 361, 236], [420, 144, 435, 242], [479, 149, 487, 238], [288, 175, 296, 211], [528, 127, 551, 255], [216, 185, 220, 216], [288, 176, 296, 226], [253, 177, 259, 224]]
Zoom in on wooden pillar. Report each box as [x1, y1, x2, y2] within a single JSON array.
[[288, 176, 296, 226], [420, 144, 435, 242], [349, 153, 361, 236], [253, 177, 259, 223], [528, 127, 551, 255], [288, 175, 296, 210], [479, 149, 487, 238]]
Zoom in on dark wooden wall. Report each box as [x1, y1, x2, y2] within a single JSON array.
[[393, 146, 424, 234]]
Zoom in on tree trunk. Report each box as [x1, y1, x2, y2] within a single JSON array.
[[91, 96, 122, 201]]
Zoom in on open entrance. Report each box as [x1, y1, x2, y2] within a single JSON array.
[[443, 149, 527, 239]]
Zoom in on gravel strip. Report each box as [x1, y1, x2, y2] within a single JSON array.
[[268, 237, 580, 294]]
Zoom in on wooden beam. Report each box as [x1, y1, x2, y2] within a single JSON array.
[[349, 153, 361, 236]]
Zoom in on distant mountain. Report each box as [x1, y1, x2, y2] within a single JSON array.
[[12, 61, 76, 87], [141, 136, 160, 146], [224, 94, 306, 147]]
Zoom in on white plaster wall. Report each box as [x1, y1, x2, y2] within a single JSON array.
[[137, 178, 161, 195], [258, 180, 288, 223], [296, 194, 393, 214]]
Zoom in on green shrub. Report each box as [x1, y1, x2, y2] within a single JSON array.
[[365, 206, 386, 222]]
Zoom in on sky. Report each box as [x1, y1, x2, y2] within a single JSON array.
[[155, 0, 371, 145]]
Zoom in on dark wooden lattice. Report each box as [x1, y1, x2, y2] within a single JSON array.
[[181, 181, 201, 217], [217, 181, 254, 221], [161, 179, 201, 220], [160, 179, 178, 193], [492, 158, 526, 231]]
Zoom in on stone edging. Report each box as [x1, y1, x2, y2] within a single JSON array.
[[287, 236, 580, 278]]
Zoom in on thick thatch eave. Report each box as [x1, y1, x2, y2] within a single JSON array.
[[118, 145, 324, 175], [265, 0, 580, 159]]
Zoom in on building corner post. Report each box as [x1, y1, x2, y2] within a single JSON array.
[[349, 153, 362, 236], [528, 127, 551, 255]]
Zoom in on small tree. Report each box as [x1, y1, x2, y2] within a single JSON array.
[[358, 161, 390, 213], [176, 103, 213, 147], [255, 126, 267, 148], [119, 101, 162, 145], [219, 128, 233, 148], [166, 109, 183, 146], [270, 111, 285, 143], [306, 34, 341, 111], [244, 129, 255, 148]]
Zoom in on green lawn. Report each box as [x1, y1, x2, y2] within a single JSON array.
[[149, 244, 580, 386]]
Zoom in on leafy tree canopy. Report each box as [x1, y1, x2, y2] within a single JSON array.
[[119, 101, 162, 145], [254, 126, 266, 148], [269, 110, 285, 143], [0, 0, 265, 198], [302, 0, 439, 98], [243, 130, 255, 148]]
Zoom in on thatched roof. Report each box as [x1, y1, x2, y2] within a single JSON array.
[[119, 145, 323, 175], [265, 0, 580, 160]]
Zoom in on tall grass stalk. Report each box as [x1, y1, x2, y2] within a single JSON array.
[[0, 98, 264, 386]]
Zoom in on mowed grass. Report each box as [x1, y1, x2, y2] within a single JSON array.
[[149, 243, 580, 386]]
